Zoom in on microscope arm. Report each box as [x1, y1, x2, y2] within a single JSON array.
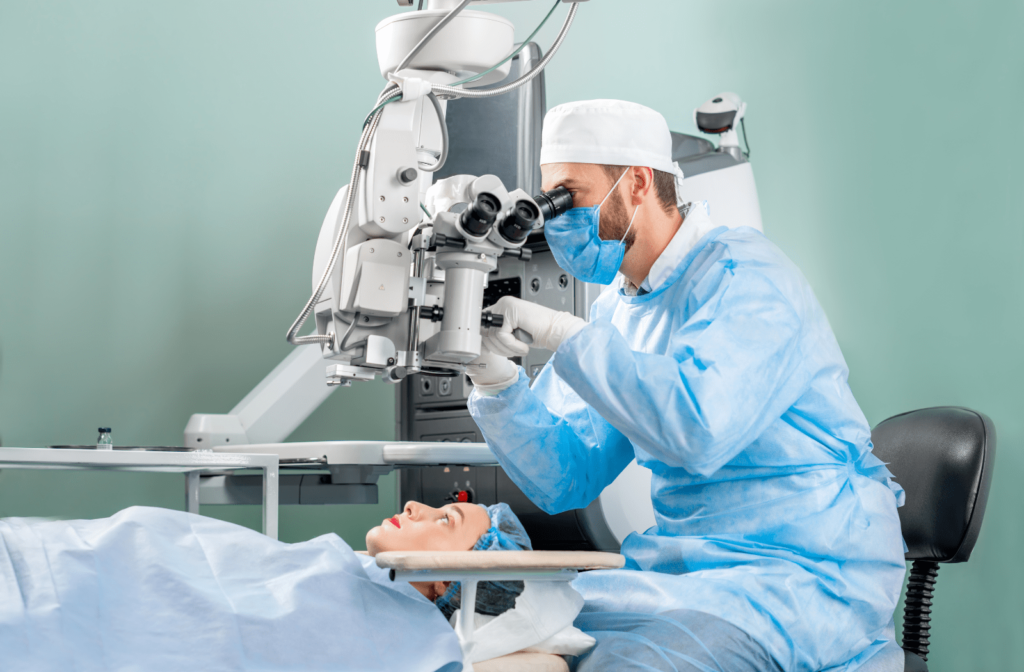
[[184, 345, 337, 448]]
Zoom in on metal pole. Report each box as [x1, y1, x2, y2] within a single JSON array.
[[262, 460, 280, 540], [407, 247, 425, 354], [185, 471, 200, 514], [457, 580, 478, 646]]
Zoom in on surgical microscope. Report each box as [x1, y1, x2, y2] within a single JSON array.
[[186, 0, 764, 551]]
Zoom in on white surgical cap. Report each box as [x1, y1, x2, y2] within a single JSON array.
[[540, 99, 686, 207]]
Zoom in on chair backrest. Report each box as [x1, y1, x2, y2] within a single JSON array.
[[871, 407, 996, 562]]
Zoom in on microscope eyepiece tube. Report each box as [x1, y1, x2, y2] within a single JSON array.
[[459, 192, 501, 238], [533, 186, 574, 222], [498, 199, 540, 244]]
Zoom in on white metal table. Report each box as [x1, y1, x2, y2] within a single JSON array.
[[0, 448, 280, 539]]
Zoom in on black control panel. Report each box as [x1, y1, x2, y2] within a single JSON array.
[[482, 276, 522, 308]]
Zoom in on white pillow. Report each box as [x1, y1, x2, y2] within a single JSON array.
[[523, 625, 596, 656], [448, 581, 595, 663]]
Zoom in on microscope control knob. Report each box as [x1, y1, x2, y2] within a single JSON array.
[[397, 166, 419, 185]]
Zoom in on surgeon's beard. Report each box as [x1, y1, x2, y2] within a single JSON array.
[[598, 187, 637, 252]]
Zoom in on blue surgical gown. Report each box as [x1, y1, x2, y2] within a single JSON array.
[[469, 226, 906, 671], [0, 507, 463, 672]]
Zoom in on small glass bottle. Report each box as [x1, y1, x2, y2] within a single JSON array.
[[97, 427, 113, 450]]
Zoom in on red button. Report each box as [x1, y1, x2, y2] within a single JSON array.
[[457, 491, 469, 502]]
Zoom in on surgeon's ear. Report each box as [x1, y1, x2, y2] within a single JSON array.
[[630, 166, 653, 205]]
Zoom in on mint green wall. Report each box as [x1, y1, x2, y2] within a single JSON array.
[[0, 1, 1020, 668]]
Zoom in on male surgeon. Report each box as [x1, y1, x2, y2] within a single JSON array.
[[464, 100, 907, 671]]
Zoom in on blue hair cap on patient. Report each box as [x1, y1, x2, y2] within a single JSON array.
[[472, 503, 533, 553], [435, 503, 532, 619]]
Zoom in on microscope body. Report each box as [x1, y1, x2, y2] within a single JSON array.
[[299, 4, 553, 387], [309, 79, 544, 385]]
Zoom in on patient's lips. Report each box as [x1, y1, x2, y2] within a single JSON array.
[[388, 516, 401, 529]]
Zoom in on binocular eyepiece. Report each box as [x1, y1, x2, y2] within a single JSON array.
[[456, 187, 573, 245], [458, 192, 544, 245], [533, 186, 574, 222]]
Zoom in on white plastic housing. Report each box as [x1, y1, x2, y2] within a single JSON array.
[[677, 162, 764, 233], [361, 102, 423, 238], [338, 239, 412, 317], [695, 91, 747, 123], [597, 460, 656, 544], [375, 10, 514, 87]]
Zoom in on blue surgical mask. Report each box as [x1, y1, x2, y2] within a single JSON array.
[[544, 168, 640, 285]]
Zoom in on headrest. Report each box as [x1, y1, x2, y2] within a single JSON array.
[[872, 407, 996, 562]]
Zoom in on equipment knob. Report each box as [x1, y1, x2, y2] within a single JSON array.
[[397, 166, 419, 185], [480, 313, 505, 329]]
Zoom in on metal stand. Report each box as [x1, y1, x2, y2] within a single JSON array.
[[0, 448, 280, 539]]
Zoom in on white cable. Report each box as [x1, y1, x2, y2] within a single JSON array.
[[286, 92, 389, 346], [420, 91, 449, 172], [430, 2, 579, 100]]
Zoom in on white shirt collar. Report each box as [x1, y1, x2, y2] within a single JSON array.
[[623, 201, 717, 296]]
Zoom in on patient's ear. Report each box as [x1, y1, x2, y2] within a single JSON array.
[[430, 580, 451, 601], [410, 580, 451, 602]]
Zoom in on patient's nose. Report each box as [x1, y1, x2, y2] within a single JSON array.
[[404, 501, 435, 520]]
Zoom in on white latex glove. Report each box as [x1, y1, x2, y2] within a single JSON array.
[[465, 347, 519, 395], [482, 296, 587, 357]]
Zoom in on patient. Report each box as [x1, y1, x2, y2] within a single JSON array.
[[365, 500, 533, 619], [0, 501, 531, 672]]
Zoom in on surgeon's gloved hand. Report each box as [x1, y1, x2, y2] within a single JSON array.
[[483, 296, 587, 357], [465, 347, 519, 396]]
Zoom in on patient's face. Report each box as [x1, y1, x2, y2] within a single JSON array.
[[365, 501, 491, 556]]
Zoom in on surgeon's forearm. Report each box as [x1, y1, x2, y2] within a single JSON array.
[[469, 370, 629, 513]]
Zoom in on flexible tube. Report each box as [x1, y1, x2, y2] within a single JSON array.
[[449, 0, 562, 88], [430, 2, 579, 100], [339, 312, 364, 351], [286, 90, 390, 346], [419, 91, 449, 172]]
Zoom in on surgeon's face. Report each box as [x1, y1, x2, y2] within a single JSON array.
[[365, 501, 491, 556], [541, 162, 634, 248]]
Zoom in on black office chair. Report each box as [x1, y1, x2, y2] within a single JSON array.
[[871, 407, 996, 672]]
